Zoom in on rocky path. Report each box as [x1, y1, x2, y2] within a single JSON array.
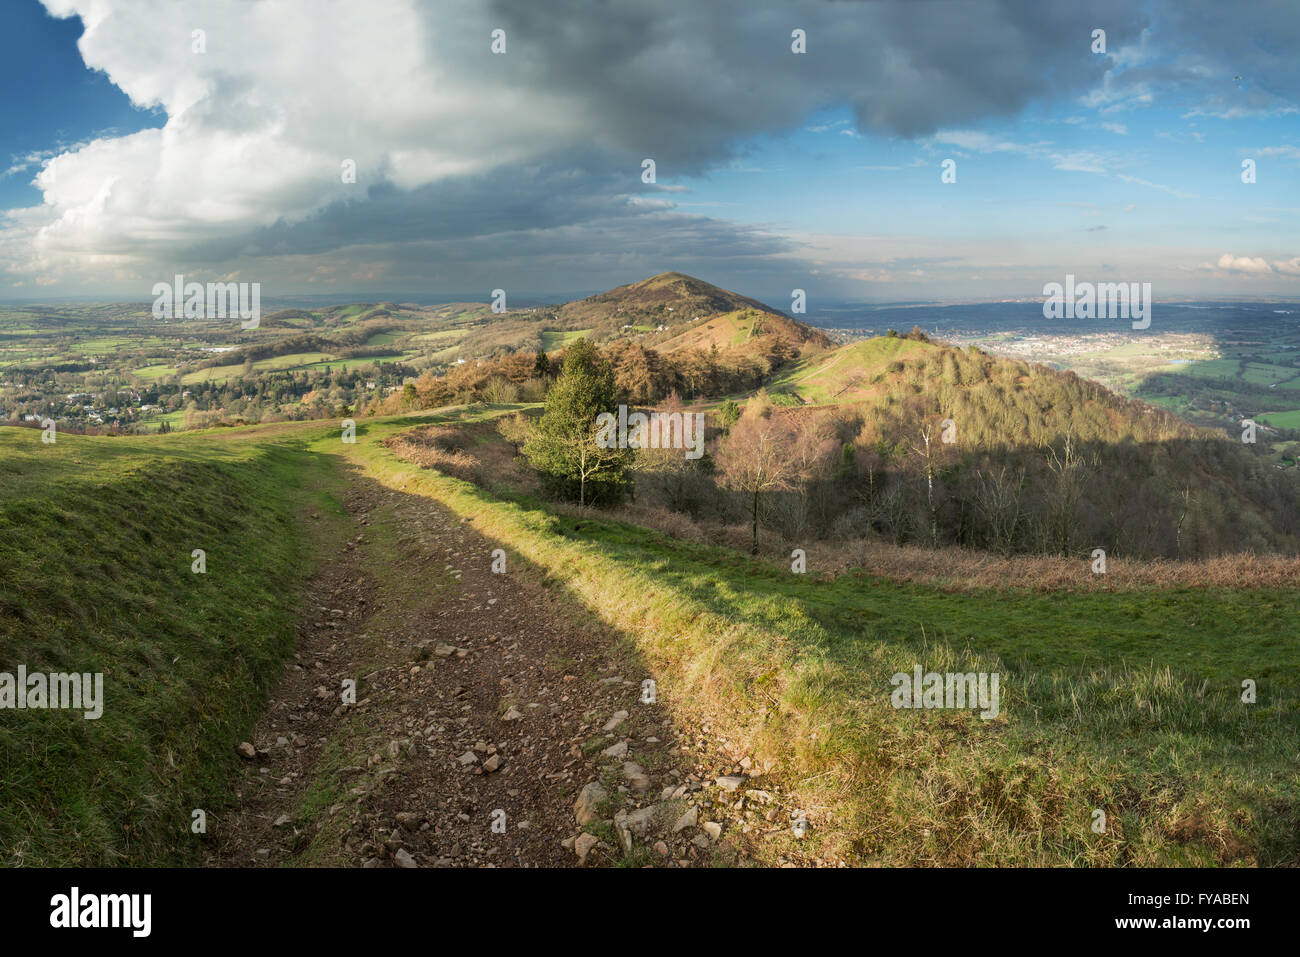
[[207, 459, 793, 868]]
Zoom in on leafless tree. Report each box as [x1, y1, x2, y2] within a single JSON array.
[[716, 400, 798, 553]]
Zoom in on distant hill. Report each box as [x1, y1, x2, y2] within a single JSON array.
[[545, 272, 828, 349], [445, 272, 832, 362], [554, 272, 780, 327]]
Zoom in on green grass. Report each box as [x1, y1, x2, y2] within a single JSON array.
[[181, 351, 338, 384], [770, 336, 930, 404], [540, 329, 592, 350], [0, 423, 339, 865], [1241, 362, 1295, 385], [132, 363, 178, 380], [301, 353, 408, 372], [7, 403, 1298, 867], [70, 336, 171, 353], [1172, 359, 1245, 381], [146, 409, 186, 432], [1258, 409, 1300, 429]]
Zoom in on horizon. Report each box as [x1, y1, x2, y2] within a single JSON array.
[[3, 272, 1300, 312]]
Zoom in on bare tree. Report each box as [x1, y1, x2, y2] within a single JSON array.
[[973, 464, 1025, 553], [716, 400, 798, 553], [1042, 432, 1092, 555], [911, 423, 939, 546]]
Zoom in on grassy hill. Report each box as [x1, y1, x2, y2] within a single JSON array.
[[768, 335, 930, 404], [653, 308, 832, 354]]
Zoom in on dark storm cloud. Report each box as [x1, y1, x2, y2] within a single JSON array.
[[465, 0, 1148, 160]]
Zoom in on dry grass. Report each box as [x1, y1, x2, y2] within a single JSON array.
[[818, 540, 1300, 591], [383, 422, 536, 492], [592, 501, 1300, 592]]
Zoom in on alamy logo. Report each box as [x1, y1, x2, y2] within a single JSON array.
[[0, 667, 103, 719], [596, 405, 705, 460], [891, 665, 1000, 719], [151, 274, 261, 328], [1042, 274, 1151, 330], [50, 887, 151, 937]]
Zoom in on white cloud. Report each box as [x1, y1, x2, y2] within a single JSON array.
[[1216, 253, 1274, 274]]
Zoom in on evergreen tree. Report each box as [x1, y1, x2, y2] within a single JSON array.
[[522, 338, 631, 506], [533, 349, 551, 378], [716, 398, 741, 429]]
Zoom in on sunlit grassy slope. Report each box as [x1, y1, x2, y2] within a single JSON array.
[[768, 335, 932, 404]]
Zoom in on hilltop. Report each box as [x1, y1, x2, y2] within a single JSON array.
[[536, 272, 832, 354], [553, 272, 785, 328]]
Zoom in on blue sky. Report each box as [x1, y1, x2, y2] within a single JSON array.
[[0, 1, 160, 210], [675, 102, 1299, 297], [1, 0, 1297, 303]]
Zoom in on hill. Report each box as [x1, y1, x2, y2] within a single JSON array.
[[651, 308, 832, 354], [767, 334, 929, 404], [5, 395, 1300, 868], [553, 271, 783, 329]]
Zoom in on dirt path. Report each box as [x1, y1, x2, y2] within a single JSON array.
[[206, 454, 773, 868]]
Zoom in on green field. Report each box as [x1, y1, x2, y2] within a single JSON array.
[[132, 363, 178, 380], [180, 351, 338, 384], [540, 328, 592, 350], [301, 353, 409, 372], [1258, 409, 1300, 429]]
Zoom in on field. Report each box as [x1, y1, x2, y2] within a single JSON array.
[[1258, 409, 1300, 430], [0, 300, 501, 432], [539, 329, 592, 350]]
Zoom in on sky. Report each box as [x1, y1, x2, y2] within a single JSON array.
[[0, 0, 1297, 305]]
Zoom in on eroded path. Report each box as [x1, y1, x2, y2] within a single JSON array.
[[207, 453, 770, 868]]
